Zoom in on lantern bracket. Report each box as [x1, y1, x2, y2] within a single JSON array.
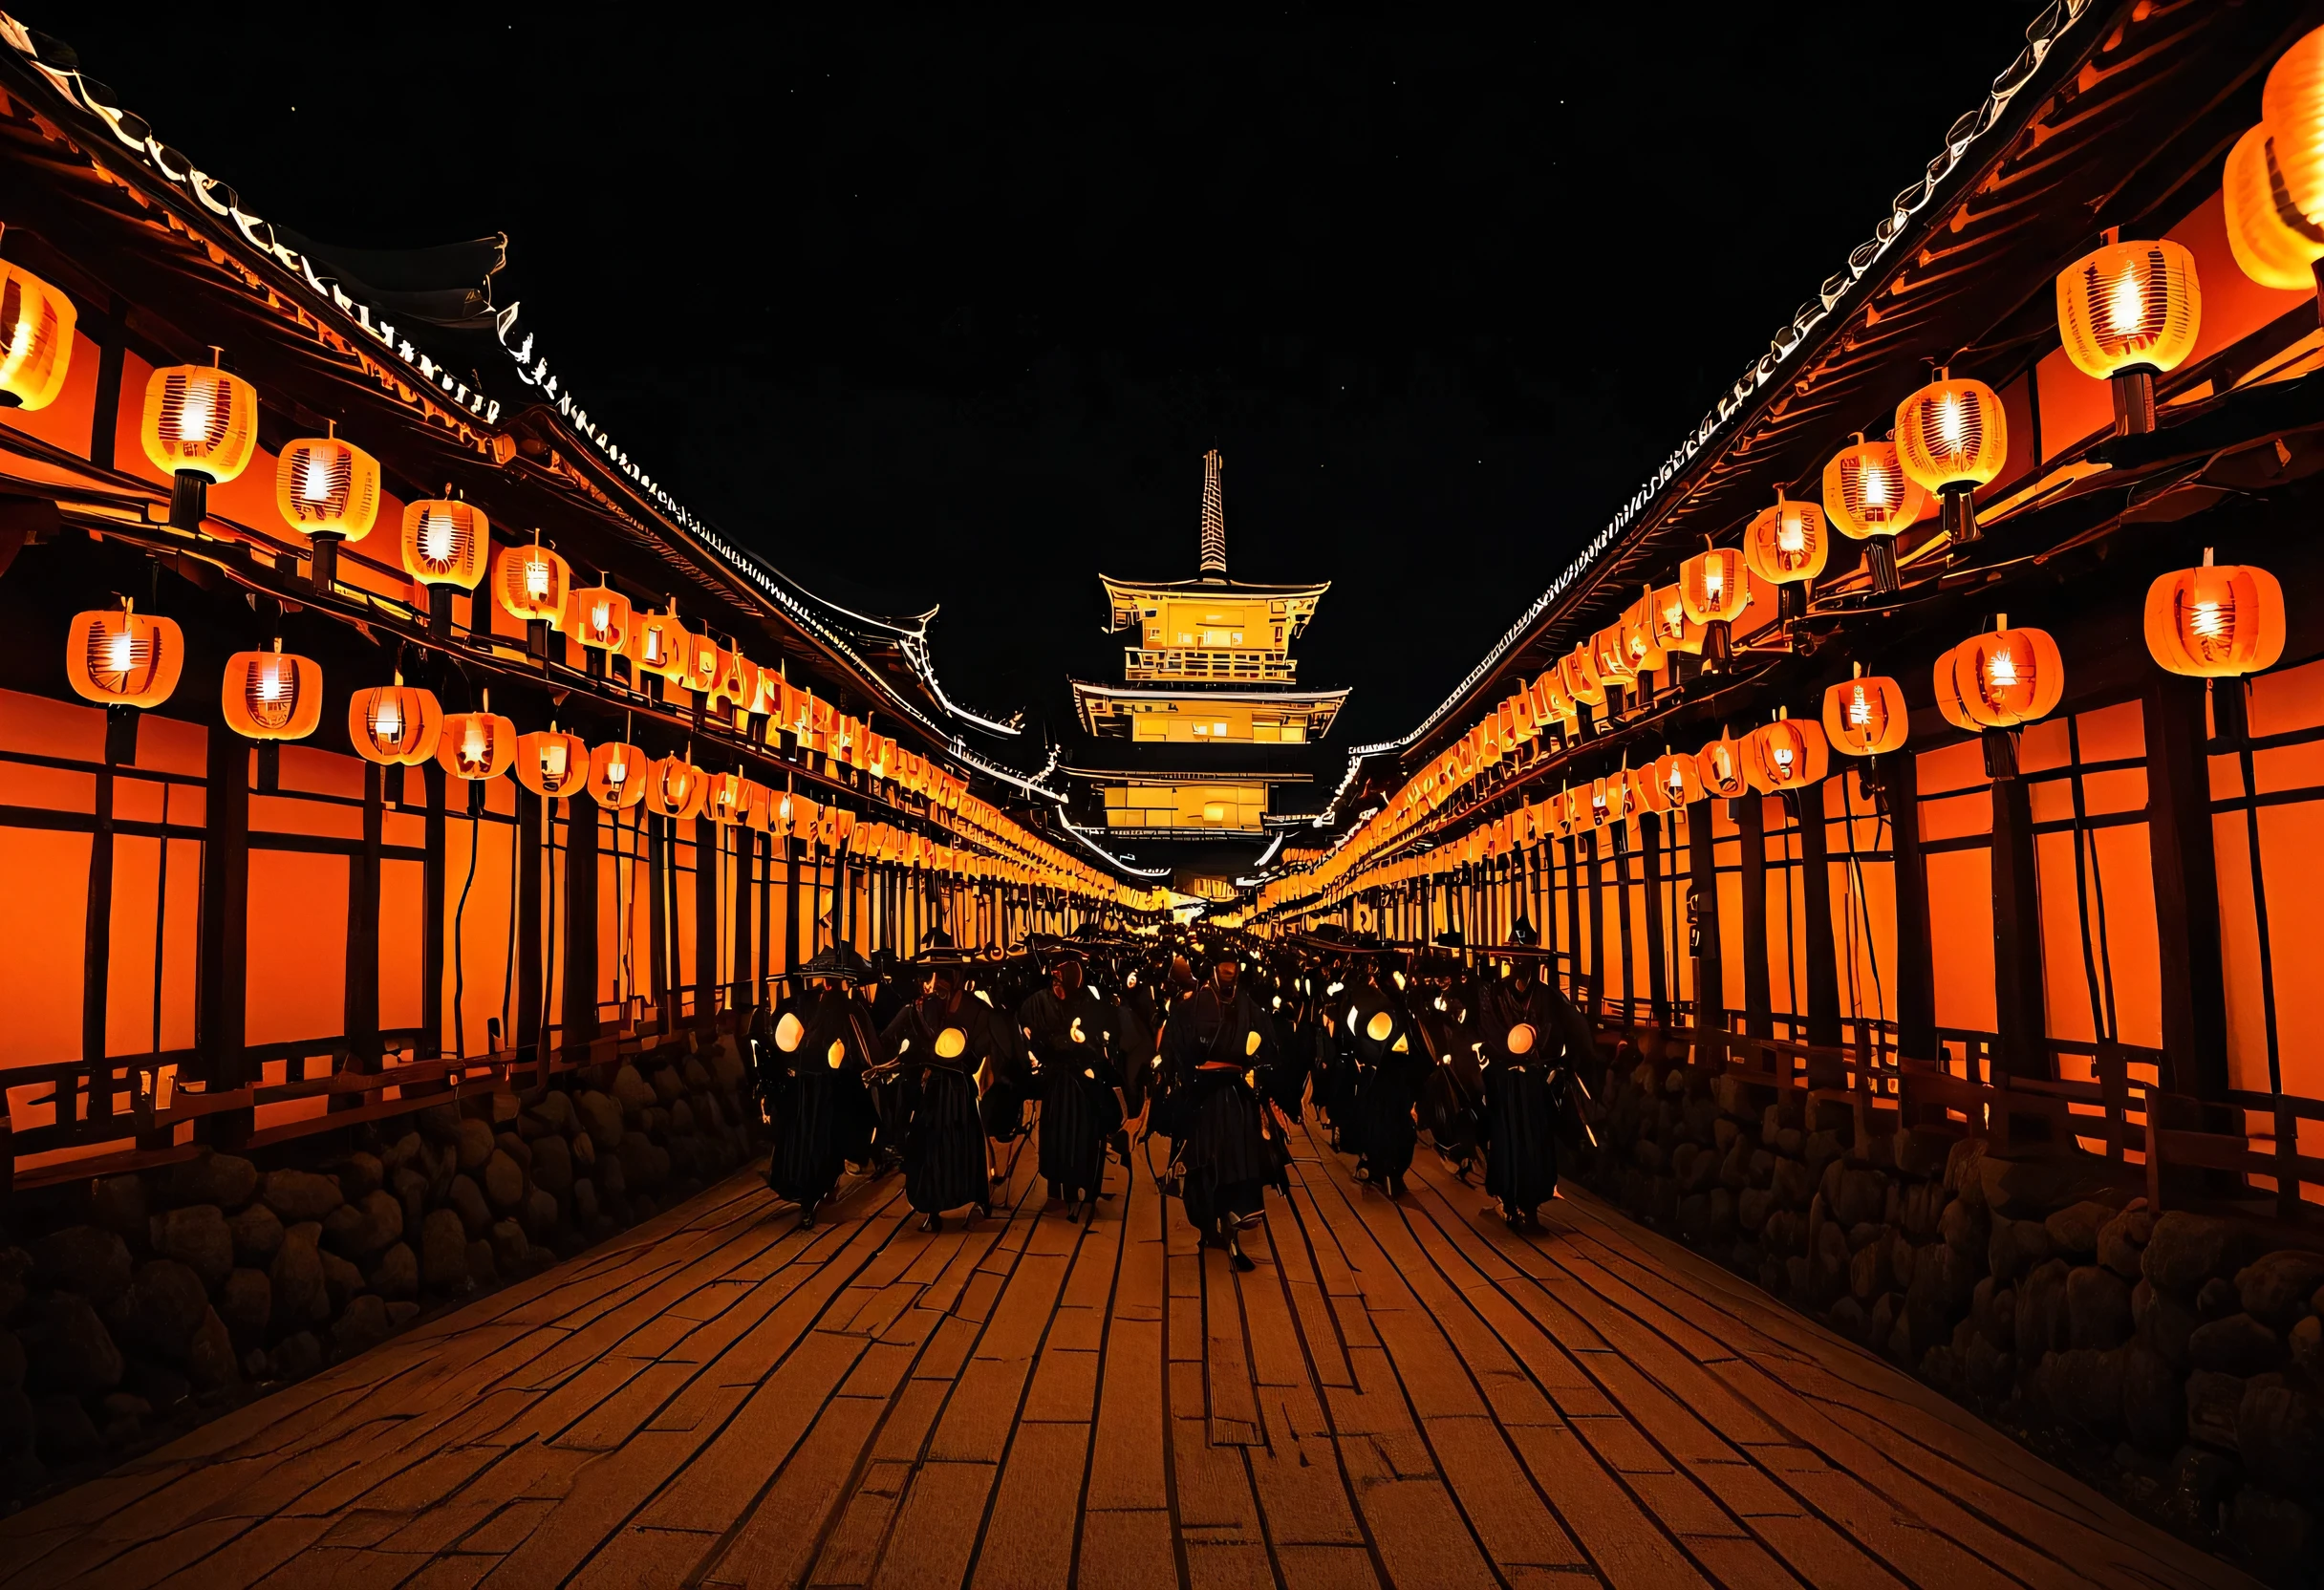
[[1980, 725, 2020, 782], [104, 702, 140, 765]]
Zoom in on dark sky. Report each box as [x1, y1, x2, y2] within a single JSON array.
[[45, 5, 2044, 763]]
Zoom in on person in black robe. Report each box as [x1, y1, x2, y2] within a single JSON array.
[[1022, 952, 1119, 1217], [1113, 963, 1159, 1120], [1412, 955, 1485, 1179], [1344, 956, 1428, 1198], [762, 947, 880, 1228], [877, 954, 1003, 1231], [1474, 954, 1585, 1229], [1160, 953, 1277, 1271], [1309, 963, 1361, 1148]]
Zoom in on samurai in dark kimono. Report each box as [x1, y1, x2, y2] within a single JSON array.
[[762, 946, 880, 1229], [1022, 953, 1120, 1216], [1112, 963, 1159, 1121], [1161, 956, 1278, 1271], [1343, 961, 1428, 1199], [878, 954, 1003, 1231], [1413, 956, 1485, 1178], [1309, 965, 1361, 1148], [1474, 956, 1584, 1229]]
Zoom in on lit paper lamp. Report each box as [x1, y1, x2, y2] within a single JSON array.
[[630, 609, 691, 684], [2143, 549, 2286, 678], [1679, 544, 1750, 670], [142, 357, 257, 528], [438, 698, 516, 783], [514, 724, 591, 800], [568, 583, 632, 666], [276, 428, 380, 592], [705, 771, 749, 825], [1742, 489, 1828, 625], [1822, 435, 1926, 594], [1696, 729, 1749, 799], [0, 260, 76, 411], [67, 600, 183, 710], [643, 756, 706, 820], [1896, 375, 2007, 551], [1947, 615, 2063, 780], [2222, 123, 2324, 303], [1821, 665, 1909, 757], [1743, 713, 1828, 795], [347, 677, 442, 766], [2056, 238, 2201, 436], [496, 543, 570, 660], [1652, 748, 1705, 807], [222, 641, 323, 741], [588, 741, 649, 809], [399, 498, 489, 635]]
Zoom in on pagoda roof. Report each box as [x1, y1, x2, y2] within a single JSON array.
[[1097, 573, 1329, 600]]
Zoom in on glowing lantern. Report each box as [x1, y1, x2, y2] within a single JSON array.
[[1822, 435, 1927, 594], [438, 699, 516, 782], [1649, 581, 1705, 658], [1620, 586, 1668, 705], [2263, 27, 2324, 237], [1630, 762, 1671, 816], [2222, 124, 2324, 301], [514, 724, 591, 800], [141, 357, 258, 527], [1589, 774, 1630, 827], [1652, 748, 1705, 807], [1560, 645, 1605, 712], [0, 260, 76, 411], [630, 609, 691, 683], [67, 600, 183, 710], [712, 650, 757, 715], [2143, 549, 2286, 678], [496, 543, 570, 658], [1743, 489, 1828, 625], [222, 641, 323, 741], [705, 771, 749, 825], [643, 755, 706, 820], [400, 499, 489, 634], [1696, 730, 1749, 799], [1950, 618, 2063, 730], [682, 632, 722, 697], [1679, 544, 1750, 670], [568, 583, 632, 657], [1931, 643, 1978, 734], [2056, 239, 2201, 436], [276, 428, 380, 591], [1896, 375, 2007, 551], [1821, 666, 1909, 757], [588, 741, 649, 809], [347, 677, 442, 766], [1743, 713, 1829, 794]]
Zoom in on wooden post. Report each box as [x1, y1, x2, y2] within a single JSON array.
[[564, 797, 599, 1045], [196, 729, 249, 1095], [345, 763, 384, 1072], [695, 815, 719, 1025], [1640, 809, 1668, 1028], [516, 790, 544, 1056], [82, 727, 117, 1118], [649, 814, 669, 1031], [1737, 795, 1772, 1040], [420, 762, 446, 1060], [731, 821, 753, 1012], [1613, 825, 1635, 1026], [1582, 830, 1604, 1013], [1797, 788, 1842, 1052], [2143, 677, 2230, 1099], [1888, 757, 1937, 1064], [1990, 770, 2047, 1083], [1689, 806, 1722, 1035]]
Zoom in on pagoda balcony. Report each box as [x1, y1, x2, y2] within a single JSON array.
[[1124, 647, 1297, 683]]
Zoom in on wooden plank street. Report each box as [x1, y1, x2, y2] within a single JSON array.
[[0, 1115, 2253, 1590]]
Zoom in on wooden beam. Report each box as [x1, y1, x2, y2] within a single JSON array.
[[1688, 804, 1722, 1034], [695, 814, 720, 1024], [81, 730, 116, 1114], [516, 789, 543, 1056], [344, 762, 383, 1073], [196, 729, 249, 1097], [420, 763, 446, 1061], [1887, 756, 1937, 1064], [1737, 795, 1772, 1040], [2143, 676, 2229, 1099], [1990, 765, 2047, 1083], [1639, 809, 1668, 1027], [1797, 789, 1842, 1053], [564, 798, 599, 1045]]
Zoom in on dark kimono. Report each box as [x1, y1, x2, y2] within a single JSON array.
[[1022, 985, 1120, 1202], [764, 988, 877, 1212], [881, 993, 1003, 1216], [1344, 987, 1427, 1182], [1475, 974, 1580, 1218], [1164, 985, 1279, 1233], [1415, 995, 1485, 1171]]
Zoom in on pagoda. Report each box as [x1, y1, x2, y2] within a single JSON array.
[[1062, 452, 1345, 873]]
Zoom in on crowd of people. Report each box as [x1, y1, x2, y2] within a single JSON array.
[[741, 922, 1597, 1266]]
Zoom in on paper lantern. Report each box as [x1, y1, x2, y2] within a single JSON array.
[[1822, 435, 1927, 593], [1743, 714, 1828, 794], [222, 642, 323, 741], [2056, 239, 2201, 436], [1696, 731, 1749, 799], [0, 261, 76, 411], [588, 741, 649, 809], [2144, 550, 2286, 678], [496, 545, 570, 661], [141, 360, 258, 527], [1896, 376, 2007, 549], [1950, 619, 2064, 729], [643, 756, 706, 820], [787, 792, 822, 842], [1560, 644, 1605, 709], [347, 679, 442, 766], [2263, 27, 2324, 228], [1652, 748, 1705, 807], [438, 704, 516, 781], [514, 725, 591, 800], [276, 433, 379, 544], [1629, 763, 1671, 816], [1649, 581, 1705, 657], [400, 499, 489, 634], [682, 632, 722, 697], [1620, 586, 1668, 683], [569, 583, 632, 655], [1590, 623, 1634, 690], [1931, 643, 1978, 734], [630, 609, 691, 683], [1679, 544, 1750, 669], [2222, 124, 2324, 298], [67, 601, 183, 709], [705, 771, 749, 825], [1821, 668, 1909, 757], [1743, 489, 1827, 629], [1589, 774, 1630, 827], [712, 650, 757, 713]]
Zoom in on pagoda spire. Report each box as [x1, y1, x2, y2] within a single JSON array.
[[1197, 448, 1226, 580]]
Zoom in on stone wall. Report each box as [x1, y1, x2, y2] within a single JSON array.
[[0, 1036, 757, 1511], [1586, 1050, 2324, 1588]]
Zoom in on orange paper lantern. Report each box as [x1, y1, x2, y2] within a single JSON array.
[[568, 584, 632, 654], [1896, 376, 2007, 550], [1743, 490, 1830, 588], [630, 610, 691, 683], [438, 705, 516, 781], [1822, 434, 1926, 593], [67, 601, 183, 710], [347, 679, 442, 766], [1821, 668, 1909, 757], [2056, 239, 2201, 436], [1743, 714, 1829, 793], [276, 432, 380, 545], [588, 741, 649, 809], [0, 260, 76, 411], [2262, 26, 2324, 229], [643, 756, 706, 820], [142, 359, 258, 527], [1949, 619, 2064, 729], [1652, 749, 1705, 806], [682, 632, 722, 696], [1560, 645, 1605, 709], [704, 771, 750, 825], [1649, 582, 1704, 656], [222, 642, 323, 741], [2222, 123, 2324, 295], [514, 725, 591, 799], [496, 544, 570, 628], [2143, 550, 2286, 678], [400, 499, 489, 599], [1696, 730, 1749, 799]]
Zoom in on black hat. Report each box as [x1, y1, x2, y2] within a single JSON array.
[[797, 943, 874, 983], [1433, 929, 1466, 949], [1508, 915, 1539, 947]]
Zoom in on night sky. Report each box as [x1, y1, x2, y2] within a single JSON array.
[[43, 6, 2042, 767]]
